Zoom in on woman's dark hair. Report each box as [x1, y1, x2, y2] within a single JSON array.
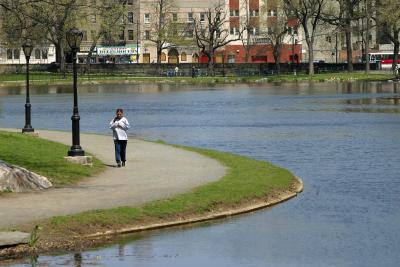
[[116, 108, 124, 114]]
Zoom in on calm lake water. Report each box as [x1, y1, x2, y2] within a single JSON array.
[[1, 81, 400, 267]]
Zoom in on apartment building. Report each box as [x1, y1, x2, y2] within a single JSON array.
[[0, 44, 56, 65], [139, 0, 221, 63], [77, 0, 141, 64], [0, 0, 384, 65], [220, 0, 302, 63]]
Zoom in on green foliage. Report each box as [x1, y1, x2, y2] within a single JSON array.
[[83, 0, 127, 47], [0, 131, 104, 186], [28, 225, 41, 247]]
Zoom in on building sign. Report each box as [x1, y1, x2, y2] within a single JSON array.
[[97, 45, 139, 56], [80, 46, 93, 52]]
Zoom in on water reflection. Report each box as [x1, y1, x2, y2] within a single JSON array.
[[1, 80, 399, 97], [73, 254, 82, 267], [0, 82, 221, 96]]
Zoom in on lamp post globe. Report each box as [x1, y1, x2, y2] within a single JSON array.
[[22, 38, 34, 133], [67, 28, 85, 157]]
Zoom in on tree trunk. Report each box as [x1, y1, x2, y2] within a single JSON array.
[[207, 49, 215, 76], [345, 24, 353, 72], [393, 39, 399, 73], [86, 40, 98, 70], [245, 33, 251, 63], [392, 29, 399, 73], [365, 0, 370, 74], [307, 40, 314, 75], [157, 41, 162, 64], [273, 45, 281, 73]]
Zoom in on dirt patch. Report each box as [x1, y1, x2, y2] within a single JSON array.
[[0, 177, 302, 261]]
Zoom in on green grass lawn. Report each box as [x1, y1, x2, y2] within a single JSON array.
[[256, 72, 393, 82], [0, 131, 104, 187], [0, 71, 393, 85]]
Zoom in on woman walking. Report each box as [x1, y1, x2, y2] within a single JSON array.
[[109, 108, 130, 167]]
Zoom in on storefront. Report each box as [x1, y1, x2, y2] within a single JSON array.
[[97, 45, 140, 64]]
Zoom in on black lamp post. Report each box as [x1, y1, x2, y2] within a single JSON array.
[[136, 19, 140, 63], [291, 27, 298, 74], [66, 28, 85, 156], [22, 39, 34, 133]]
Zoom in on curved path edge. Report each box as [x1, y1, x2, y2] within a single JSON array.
[[84, 176, 303, 239]]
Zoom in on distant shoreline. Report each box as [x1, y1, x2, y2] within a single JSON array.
[[0, 72, 394, 88]]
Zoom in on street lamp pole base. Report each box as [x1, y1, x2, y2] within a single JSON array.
[[68, 147, 85, 157], [22, 127, 34, 133]]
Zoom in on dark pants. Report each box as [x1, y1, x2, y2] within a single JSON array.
[[114, 140, 127, 163]]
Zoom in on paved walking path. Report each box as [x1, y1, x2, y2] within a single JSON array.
[[0, 129, 226, 229]]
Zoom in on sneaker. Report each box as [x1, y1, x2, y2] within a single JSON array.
[[117, 163, 121, 168], [122, 162, 126, 167]]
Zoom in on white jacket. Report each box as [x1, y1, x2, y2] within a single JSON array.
[[109, 117, 130, 140]]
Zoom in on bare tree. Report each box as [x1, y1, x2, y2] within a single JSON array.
[[377, 0, 400, 73], [33, 0, 86, 71], [283, 0, 327, 75], [363, 0, 372, 73], [82, 0, 127, 66], [239, 0, 257, 63], [1, 0, 86, 71], [322, 0, 362, 72], [260, 0, 292, 72], [144, 0, 182, 63], [194, 3, 242, 75]]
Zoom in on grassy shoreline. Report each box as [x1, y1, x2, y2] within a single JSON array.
[[0, 131, 104, 189], [0, 137, 301, 259], [0, 71, 394, 87]]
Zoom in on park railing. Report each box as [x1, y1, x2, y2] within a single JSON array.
[[0, 62, 381, 81]]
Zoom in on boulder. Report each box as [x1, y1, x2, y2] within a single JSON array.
[[0, 160, 52, 192], [0, 232, 30, 247]]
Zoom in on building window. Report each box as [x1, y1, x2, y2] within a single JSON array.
[[188, 12, 193, 22], [200, 12, 205, 22], [288, 27, 298, 35], [119, 30, 125, 40], [181, 52, 187, 61], [326, 36, 332, 43], [230, 9, 239, 17], [7, 49, 12, 60], [127, 0, 133, 4], [35, 48, 41, 59], [251, 9, 259, 17], [144, 13, 150, 23], [228, 54, 235, 63], [145, 30, 150, 40], [267, 10, 275, 17], [230, 27, 239, 36], [250, 27, 259, 35], [161, 52, 166, 61], [173, 13, 178, 22], [13, 49, 20, 59], [128, 12, 134, 23], [42, 49, 48, 59], [128, 30, 134, 40]]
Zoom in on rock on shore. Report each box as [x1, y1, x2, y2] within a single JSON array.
[[0, 160, 52, 192]]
